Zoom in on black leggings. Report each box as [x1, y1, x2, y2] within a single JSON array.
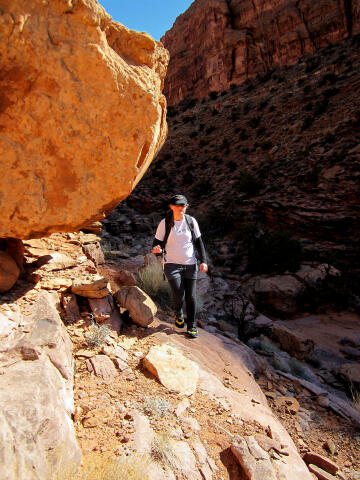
[[164, 263, 197, 327]]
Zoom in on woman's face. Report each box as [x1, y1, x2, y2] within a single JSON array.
[[170, 203, 188, 216]]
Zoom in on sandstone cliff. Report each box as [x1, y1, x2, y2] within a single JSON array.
[[162, 0, 360, 104], [130, 35, 360, 277], [0, 0, 169, 239]]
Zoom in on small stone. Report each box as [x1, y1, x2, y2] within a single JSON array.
[[324, 439, 336, 455]]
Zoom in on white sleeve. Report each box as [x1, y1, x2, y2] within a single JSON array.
[[155, 218, 166, 241], [192, 217, 201, 239]]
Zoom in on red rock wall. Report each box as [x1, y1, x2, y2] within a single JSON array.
[[162, 0, 360, 105]]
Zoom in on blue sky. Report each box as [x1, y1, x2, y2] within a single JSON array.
[[99, 1, 194, 41]]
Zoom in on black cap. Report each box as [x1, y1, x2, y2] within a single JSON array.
[[169, 194, 188, 205]]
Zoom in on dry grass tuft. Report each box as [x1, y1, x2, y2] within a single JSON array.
[[81, 453, 150, 480], [151, 433, 177, 469], [350, 383, 360, 412]]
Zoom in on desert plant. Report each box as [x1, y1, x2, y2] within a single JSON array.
[[350, 383, 360, 412], [81, 454, 150, 480], [287, 357, 314, 380], [143, 396, 171, 418], [151, 434, 177, 469], [209, 90, 218, 100], [137, 261, 172, 307], [85, 324, 111, 348], [224, 291, 258, 342]]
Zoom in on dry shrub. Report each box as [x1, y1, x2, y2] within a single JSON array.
[[84, 324, 111, 348], [81, 453, 150, 480], [151, 434, 177, 470], [350, 383, 360, 412]]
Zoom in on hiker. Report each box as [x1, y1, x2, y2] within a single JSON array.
[[152, 194, 208, 338]]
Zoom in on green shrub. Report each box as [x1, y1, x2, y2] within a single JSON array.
[[247, 228, 303, 274]]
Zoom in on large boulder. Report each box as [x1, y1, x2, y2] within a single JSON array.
[[272, 323, 315, 360], [0, 0, 168, 239], [115, 285, 157, 327], [241, 273, 305, 317]]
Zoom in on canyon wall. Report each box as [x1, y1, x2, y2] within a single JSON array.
[[162, 0, 360, 104], [0, 0, 169, 239]]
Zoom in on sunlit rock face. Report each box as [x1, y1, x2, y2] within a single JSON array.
[[0, 0, 169, 239], [162, 0, 360, 104]]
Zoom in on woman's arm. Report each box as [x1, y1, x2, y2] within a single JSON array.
[[194, 236, 207, 264]]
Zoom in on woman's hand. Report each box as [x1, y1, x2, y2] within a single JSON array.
[[152, 245, 162, 254], [200, 263, 208, 273]]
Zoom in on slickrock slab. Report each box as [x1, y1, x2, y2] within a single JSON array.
[[254, 434, 289, 456], [0, 306, 22, 345], [0, 292, 80, 480], [143, 344, 199, 396], [0, 0, 168, 239], [303, 452, 339, 475], [115, 285, 157, 327], [72, 276, 110, 298], [308, 464, 337, 480], [89, 354, 118, 383], [231, 436, 278, 480]]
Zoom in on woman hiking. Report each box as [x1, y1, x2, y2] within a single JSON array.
[[152, 194, 208, 338]]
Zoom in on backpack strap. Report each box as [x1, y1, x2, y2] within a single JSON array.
[[163, 211, 173, 252], [184, 214, 196, 244]]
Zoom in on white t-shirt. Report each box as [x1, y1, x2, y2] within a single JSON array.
[[155, 216, 201, 265]]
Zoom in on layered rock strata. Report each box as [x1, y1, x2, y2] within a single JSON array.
[[0, 0, 169, 239], [162, 0, 360, 104]]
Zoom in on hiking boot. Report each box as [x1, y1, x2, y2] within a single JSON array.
[[187, 327, 198, 338], [174, 312, 185, 328]]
